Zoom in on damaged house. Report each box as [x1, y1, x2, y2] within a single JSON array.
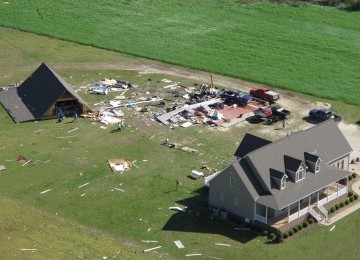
[[208, 120, 352, 231], [0, 63, 91, 123]]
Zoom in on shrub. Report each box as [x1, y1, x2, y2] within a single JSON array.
[[303, 221, 308, 228], [350, 196, 354, 202], [335, 204, 340, 210], [276, 233, 284, 243], [297, 225, 302, 231], [283, 232, 289, 239], [308, 218, 314, 224], [355, 194, 359, 200], [340, 202, 345, 208], [288, 230, 294, 236], [262, 230, 268, 237], [349, 175, 353, 181], [345, 199, 350, 205], [293, 227, 299, 233], [269, 233, 276, 240], [348, 191, 354, 197], [352, 172, 357, 178], [329, 207, 335, 213]]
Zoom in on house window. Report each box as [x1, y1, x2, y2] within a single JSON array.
[[315, 160, 320, 173], [337, 162, 340, 168], [340, 160, 344, 170], [297, 166, 305, 182], [220, 193, 225, 201], [235, 198, 240, 207], [230, 177, 235, 187], [281, 176, 286, 189]]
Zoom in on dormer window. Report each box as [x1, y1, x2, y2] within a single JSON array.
[[296, 166, 306, 182], [280, 174, 287, 189], [315, 159, 320, 173]]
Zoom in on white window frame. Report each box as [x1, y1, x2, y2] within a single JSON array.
[[220, 192, 225, 201], [296, 166, 306, 182], [315, 159, 320, 173], [235, 198, 240, 207], [230, 177, 235, 187]]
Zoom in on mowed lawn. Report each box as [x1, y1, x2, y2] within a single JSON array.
[[0, 1, 360, 105], [0, 28, 360, 258]]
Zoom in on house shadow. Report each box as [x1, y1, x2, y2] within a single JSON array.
[[162, 186, 259, 243]]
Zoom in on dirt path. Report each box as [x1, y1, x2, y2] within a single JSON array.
[[62, 60, 360, 159]]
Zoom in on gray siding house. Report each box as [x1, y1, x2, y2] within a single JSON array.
[[209, 120, 352, 228]]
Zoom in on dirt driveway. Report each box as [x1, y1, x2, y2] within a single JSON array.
[[66, 59, 360, 160]]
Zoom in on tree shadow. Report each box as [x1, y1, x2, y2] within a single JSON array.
[[162, 186, 259, 243]]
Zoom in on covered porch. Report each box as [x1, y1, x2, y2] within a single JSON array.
[[254, 180, 348, 229]]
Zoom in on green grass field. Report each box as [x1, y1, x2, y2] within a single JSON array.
[[0, 1, 359, 105], [1, 27, 360, 258]]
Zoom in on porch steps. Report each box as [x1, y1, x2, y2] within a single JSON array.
[[309, 208, 322, 222]]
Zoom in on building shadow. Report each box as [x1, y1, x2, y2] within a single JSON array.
[[162, 186, 259, 243]]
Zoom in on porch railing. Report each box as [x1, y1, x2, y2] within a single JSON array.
[[309, 208, 322, 222], [287, 207, 309, 223], [318, 205, 328, 218], [317, 186, 348, 206], [255, 214, 267, 224]]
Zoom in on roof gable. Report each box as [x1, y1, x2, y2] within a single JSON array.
[[234, 133, 271, 158]]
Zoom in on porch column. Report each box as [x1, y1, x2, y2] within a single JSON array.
[[326, 186, 329, 203], [317, 190, 319, 203], [297, 201, 300, 218], [253, 201, 256, 223], [287, 206, 290, 223], [336, 181, 339, 198], [265, 206, 268, 224]]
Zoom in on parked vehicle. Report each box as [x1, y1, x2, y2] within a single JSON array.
[[309, 108, 341, 122], [249, 87, 280, 102], [251, 105, 290, 125], [219, 90, 252, 106]]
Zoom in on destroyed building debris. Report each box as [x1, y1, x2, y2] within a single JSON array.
[[107, 159, 132, 172]]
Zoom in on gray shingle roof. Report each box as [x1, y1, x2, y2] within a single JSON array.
[[232, 120, 352, 210], [234, 133, 271, 158]]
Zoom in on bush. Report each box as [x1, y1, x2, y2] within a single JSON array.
[[288, 230, 294, 236], [262, 230, 268, 237], [269, 233, 276, 240], [329, 207, 335, 213], [345, 199, 350, 205], [283, 232, 289, 239], [348, 191, 354, 197], [340, 202, 345, 208], [297, 225, 303, 231], [335, 204, 340, 210], [350, 196, 354, 202], [293, 226, 299, 233], [352, 172, 357, 178], [303, 221, 308, 228], [276, 233, 284, 243], [308, 218, 314, 224], [355, 194, 359, 200], [349, 175, 353, 181]]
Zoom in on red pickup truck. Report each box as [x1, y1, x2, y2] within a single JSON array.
[[250, 87, 280, 102]]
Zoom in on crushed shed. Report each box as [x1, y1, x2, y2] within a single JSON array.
[[108, 159, 132, 172]]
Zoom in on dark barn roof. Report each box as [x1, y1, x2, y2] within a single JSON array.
[[0, 63, 91, 123]]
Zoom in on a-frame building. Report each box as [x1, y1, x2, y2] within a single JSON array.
[[0, 63, 92, 123]]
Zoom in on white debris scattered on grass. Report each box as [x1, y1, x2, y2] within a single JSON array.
[[141, 240, 158, 243], [40, 189, 51, 194], [20, 248, 37, 251], [78, 182, 89, 188], [185, 253, 202, 257], [81, 193, 86, 197], [143, 246, 161, 252], [215, 243, 231, 247], [169, 206, 187, 212], [111, 188, 125, 192], [174, 240, 185, 249], [67, 127, 79, 133], [330, 225, 336, 232]]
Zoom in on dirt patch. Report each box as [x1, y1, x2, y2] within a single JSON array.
[[59, 59, 360, 155]]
